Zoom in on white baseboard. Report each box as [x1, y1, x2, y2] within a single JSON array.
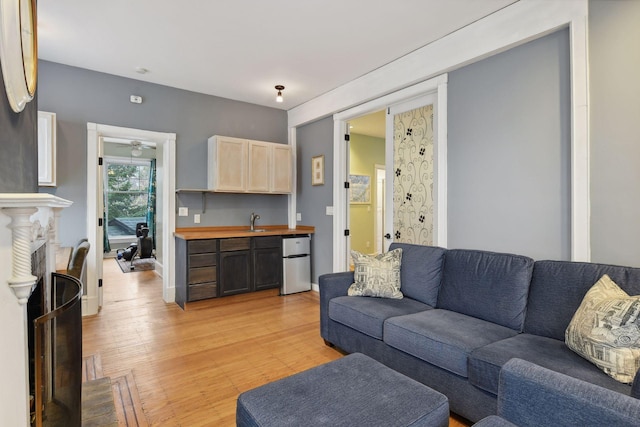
[[154, 259, 163, 277], [311, 282, 319, 293]]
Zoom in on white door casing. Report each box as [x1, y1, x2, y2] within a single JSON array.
[[86, 123, 176, 315]]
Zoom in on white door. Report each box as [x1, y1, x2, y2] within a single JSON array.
[[97, 136, 104, 306], [375, 165, 386, 254], [385, 93, 445, 248]]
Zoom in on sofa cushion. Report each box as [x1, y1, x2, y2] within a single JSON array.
[[565, 274, 640, 383], [388, 243, 446, 306], [348, 249, 403, 299], [436, 249, 534, 331], [384, 309, 518, 377], [468, 334, 633, 396], [525, 260, 640, 340], [328, 296, 432, 340]]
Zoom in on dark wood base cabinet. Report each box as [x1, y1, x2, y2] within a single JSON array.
[[219, 238, 251, 296], [176, 235, 283, 308], [175, 238, 218, 309], [252, 236, 282, 291]]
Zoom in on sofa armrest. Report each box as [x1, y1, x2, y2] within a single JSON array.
[[318, 272, 354, 341], [632, 368, 640, 399], [498, 358, 640, 427]]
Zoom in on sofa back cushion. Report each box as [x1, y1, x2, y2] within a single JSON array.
[[388, 243, 446, 306], [524, 260, 640, 340], [437, 249, 534, 331]]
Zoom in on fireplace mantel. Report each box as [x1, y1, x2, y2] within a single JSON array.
[[0, 193, 72, 304], [0, 193, 72, 426]]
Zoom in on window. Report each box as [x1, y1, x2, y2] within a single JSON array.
[[104, 157, 152, 240]]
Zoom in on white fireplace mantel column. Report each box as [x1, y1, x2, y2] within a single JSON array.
[[4, 207, 38, 304], [0, 193, 72, 427], [0, 194, 72, 304]]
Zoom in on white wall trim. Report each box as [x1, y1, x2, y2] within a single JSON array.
[[86, 123, 176, 315], [289, 0, 589, 268], [288, 127, 297, 229], [569, 15, 591, 262]]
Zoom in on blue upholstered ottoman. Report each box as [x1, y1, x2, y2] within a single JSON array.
[[236, 353, 449, 427]]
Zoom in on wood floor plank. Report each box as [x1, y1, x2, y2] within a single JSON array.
[[84, 258, 471, 426]]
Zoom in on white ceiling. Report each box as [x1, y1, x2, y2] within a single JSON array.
[[350, 110, 386, 139], [37, 0, 517, 111]]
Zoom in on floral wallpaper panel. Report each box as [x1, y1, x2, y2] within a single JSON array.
[[393, 104, 434, 245]]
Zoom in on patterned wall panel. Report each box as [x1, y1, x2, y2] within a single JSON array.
[[393, 105, 434, 245]]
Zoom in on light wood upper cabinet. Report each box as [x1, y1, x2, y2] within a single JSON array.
[[208, 136, 247, 192], [247, 141, 271, 193], [271, 144, 292, 193], [208, 135, 292, 194]]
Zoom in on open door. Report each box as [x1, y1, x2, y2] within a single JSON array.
[[385, 93, 444, 248], [332, 74, 448, 272], [85, 130, 104, 313]]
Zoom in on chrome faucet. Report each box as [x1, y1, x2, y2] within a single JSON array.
[[250, 212, 260, 231]]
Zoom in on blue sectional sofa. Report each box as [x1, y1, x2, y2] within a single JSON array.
[[319, 243, 640, 422], [473, 358, 640, 426]]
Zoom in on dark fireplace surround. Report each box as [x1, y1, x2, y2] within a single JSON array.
[[27, 243, 82, 427]]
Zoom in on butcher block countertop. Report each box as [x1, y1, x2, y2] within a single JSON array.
[[174, 225, 315, 240]]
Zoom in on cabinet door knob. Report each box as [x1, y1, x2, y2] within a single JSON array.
[[384, 233, 391, 239]]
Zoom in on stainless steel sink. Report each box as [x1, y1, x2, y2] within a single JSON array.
[[249, 229, 267, 232]]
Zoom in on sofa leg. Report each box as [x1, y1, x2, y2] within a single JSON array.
[[323, 339, 335, 348]]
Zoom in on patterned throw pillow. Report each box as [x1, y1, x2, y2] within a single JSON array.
[[565, 274, 640, 383], [348, 249, 403, 299]]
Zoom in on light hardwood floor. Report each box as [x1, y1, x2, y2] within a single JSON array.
[[84, 258, 470, 426]]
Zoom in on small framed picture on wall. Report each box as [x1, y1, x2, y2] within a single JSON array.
[[312, 155, 324, 186]]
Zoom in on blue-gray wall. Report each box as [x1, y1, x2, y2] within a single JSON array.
[[447, 28, 571, 260], [38, 61, 288, 246], [296, 117, 334, 282], [0, 61, 38, 193], [589, 0, 640, 267]]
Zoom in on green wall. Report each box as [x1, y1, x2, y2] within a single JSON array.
[[349, 133, 385, 255]]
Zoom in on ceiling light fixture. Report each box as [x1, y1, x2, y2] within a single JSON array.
[[275, 85, 285, 103], [131, 141, 143, 157]]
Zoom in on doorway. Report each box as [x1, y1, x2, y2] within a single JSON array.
[[102, 139, 157, 258], [332, 74, 449, 272], [347, 110, 386, 264], [85, 123, 176, 316]]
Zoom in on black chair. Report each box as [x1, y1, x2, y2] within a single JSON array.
[[135, 222, 154, 259], [67, 240, 90, 290]]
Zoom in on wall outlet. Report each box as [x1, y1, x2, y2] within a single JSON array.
[[296, 212, 302, 221], [194, 214, 201, 224], [326, 206, 334, 216], [178, 207, 188, 216]]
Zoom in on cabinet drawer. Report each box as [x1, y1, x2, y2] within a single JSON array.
[[188, 239, 217, 254], [253, 235, 282, 249], [189, 253, 216, 268], [188, 266, 217, 284], [220, 238, 250, 252], [188, 282, 217, 301]]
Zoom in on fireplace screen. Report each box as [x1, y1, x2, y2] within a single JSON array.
[[33, 273, 82, 427]]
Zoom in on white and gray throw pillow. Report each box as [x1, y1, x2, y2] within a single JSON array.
[[348, 248, 403, 299], [565, 274, 640, 383]]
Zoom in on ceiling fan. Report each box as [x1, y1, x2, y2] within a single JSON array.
[[130, 140, 155, 157]]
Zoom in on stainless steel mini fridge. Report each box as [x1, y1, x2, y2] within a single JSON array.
[[282, 235, 311, 295]]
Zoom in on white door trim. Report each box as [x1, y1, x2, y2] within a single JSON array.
[[86, 123, 176, 315], [288, 0, 589, 264]]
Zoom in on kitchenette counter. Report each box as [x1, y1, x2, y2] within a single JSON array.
[[174, 225, 315, 240], [174, 225, 315, 308]]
